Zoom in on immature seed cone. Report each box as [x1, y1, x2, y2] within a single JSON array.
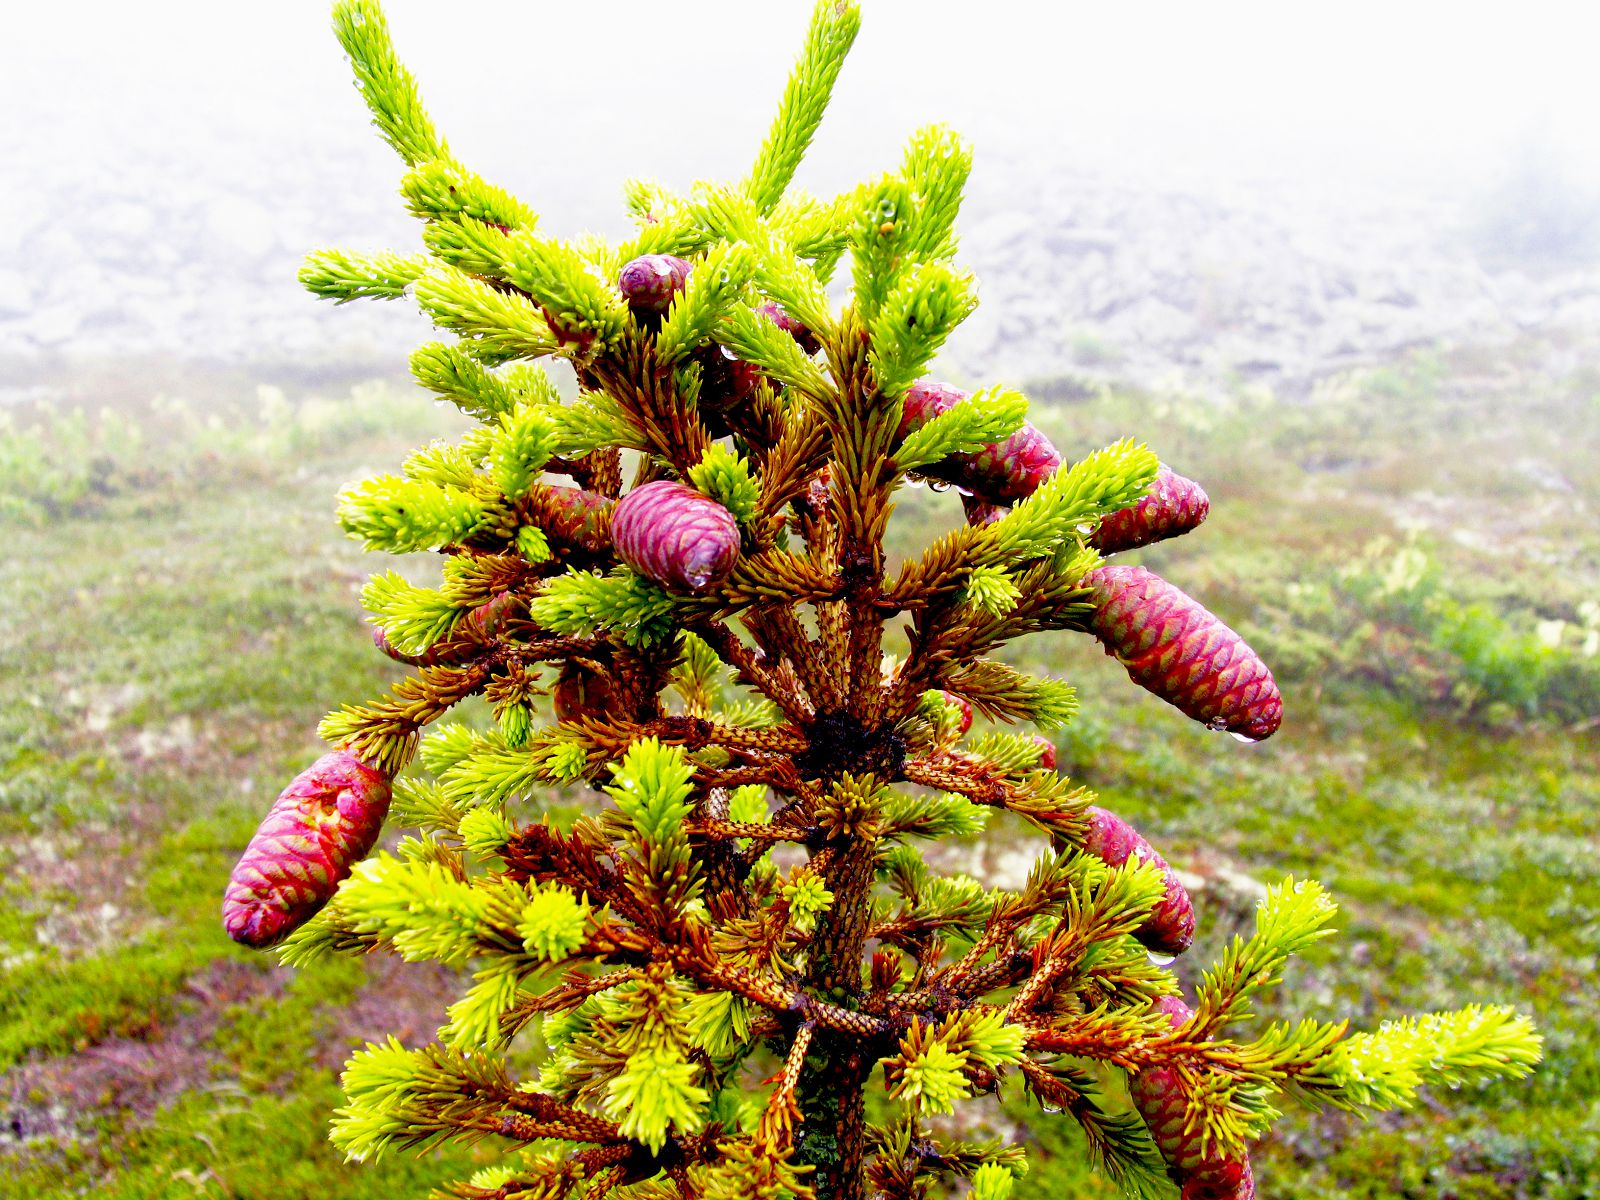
[[460, 591, 520, 639], [611, 480, 741, 593], [1031, 735, 1057, 770], [757, 301, 821, 355], [532, 484, 613, 555], [941, 690, 973, 735], [897, 380, 1062, 504], [1080, 806, 1195, 955], [617, 253, 691, 316], [1091, 464, 1210, 554], [1083, 566, 1282, 741], [696, 343, 764, 412], [962, 494, 1007, 527], [222, 750, 392, 948], [1129, 997, 1257, 1200], [372, 624, 420, 665]]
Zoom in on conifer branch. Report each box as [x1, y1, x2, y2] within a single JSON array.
[[332, 0, 450, 167], [745, 1, 862, 214]]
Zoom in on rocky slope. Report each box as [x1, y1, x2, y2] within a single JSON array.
[[4, 138, 1597, 400]]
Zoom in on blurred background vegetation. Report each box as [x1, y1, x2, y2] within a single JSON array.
[[1, 324, 1594, 1197]]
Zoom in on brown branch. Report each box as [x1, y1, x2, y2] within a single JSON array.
[[758, 1020, 814, 1144], [500, 967, 642, 1036], [685, 819, 813, 843], [499, 1092, 626, 1144], [750, 604, 839, 712], [694, 764, 790, 790], [578, 1159, 631, 1200], [695, 621, 815, 725], [592, 335, 712, 478], [899, 757, 1006, 805]]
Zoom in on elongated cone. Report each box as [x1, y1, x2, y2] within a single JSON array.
[[611, 480, 741, 593], [1083, 566, 1281, 741], [222, 750, 392, 948], [532, 484, 613, 555], [1129, 996, 1257, 1200], [1091, 465, 1210, 554], [618, 254, 691, 316], [897, 381, 1062, 504], [1080, 806, 1195, 955]]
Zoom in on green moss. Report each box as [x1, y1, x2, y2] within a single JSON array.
[[9, 1085, 487, 1200], [0, 934, 218, 1069], [4, 341, 1597, 1195]]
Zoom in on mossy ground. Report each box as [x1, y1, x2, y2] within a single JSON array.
[[1, 337, 1595, 1198]]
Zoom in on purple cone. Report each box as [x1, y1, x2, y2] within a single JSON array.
[[896, 381, 1061, 504], [758, 301, 821, 355], [1080, 805, 1195, 955], [618, 254, 691, 316], [1092, 464, 1210, 554], [611, 480, 741, 593]]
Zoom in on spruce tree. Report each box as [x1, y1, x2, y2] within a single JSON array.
[[225, 3, 1542, 1197]]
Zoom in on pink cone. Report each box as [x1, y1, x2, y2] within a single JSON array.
[[611, 480, 741, 593], [1080, 806, 1195, 956], [618, 254, 691, 316], [1129, 996, 1257, 1200], [1083, 566, 1281, 741], [941, 691, 973, 735], [1091, 465, 1210, 554], [897, 381, 1061, 504], [222, 750, 392, 948], [758, 301, 821, 355]]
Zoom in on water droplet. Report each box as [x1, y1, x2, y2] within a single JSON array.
[[1075, 523, 1094, 535], [928, 479, 950, 493], [904, 477, 925, 490], [1147, 951, 1176, 967], [954, 486, 973, 497], [1229, 731, 1260, 745]]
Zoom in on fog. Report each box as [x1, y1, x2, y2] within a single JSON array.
[[9, 1, 1600, 216], [4, 0, 1599, 392]]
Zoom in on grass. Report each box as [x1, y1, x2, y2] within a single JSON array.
[[1, 334, 1596, 1197]]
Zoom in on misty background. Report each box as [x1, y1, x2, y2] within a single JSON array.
[[5, 0, 1600, 397]]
